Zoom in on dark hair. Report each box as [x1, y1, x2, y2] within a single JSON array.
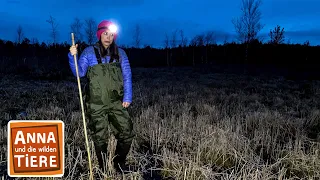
[[98, 40, 120, 62]]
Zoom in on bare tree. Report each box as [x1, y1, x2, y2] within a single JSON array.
[[179, 30, 188, 59], [223, 34, 229, 44], [171, 29, 178, 48], [190, 35, 198, 66], [189, 34, 205, 66], [133, 24, 142, 48], [190, 34, 204, 46], [85, 18, 97, 45], [22, 38, 30, 44], [71, 17, 84, 44], [189, 36, 198, 46], [269, 25, 285, 44], [46, 15, 59, 44], [164, 32, 170, 48], [232, 0, 263, 73], [17, 25, 24, 44], [232, 0, 264, 43], [204, 31, 216, 45], [179, 30, 188, 47], [164, 32, 170, 66], [31, 38, 39, 44], [203, 31, 216, 64]]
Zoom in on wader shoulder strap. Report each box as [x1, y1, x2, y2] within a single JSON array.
[[93, 46, 102, 64]]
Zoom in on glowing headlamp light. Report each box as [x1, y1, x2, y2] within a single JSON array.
[[108, 24, 118, 33], [98, 23, 118, 34]]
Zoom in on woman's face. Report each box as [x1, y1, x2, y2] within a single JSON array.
[[100, 29, 115, 48]]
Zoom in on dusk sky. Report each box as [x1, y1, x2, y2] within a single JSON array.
[[1, 0, 320, 47]]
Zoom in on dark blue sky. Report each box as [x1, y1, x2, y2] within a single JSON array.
[[1, 0, 320, 47]]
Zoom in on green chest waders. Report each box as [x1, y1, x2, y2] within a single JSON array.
[[83, 46, 135, 172]]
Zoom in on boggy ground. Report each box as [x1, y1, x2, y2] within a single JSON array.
[[0, 67, 319, 180]]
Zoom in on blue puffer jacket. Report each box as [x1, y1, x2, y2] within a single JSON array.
[[68, 45, 132, 103]]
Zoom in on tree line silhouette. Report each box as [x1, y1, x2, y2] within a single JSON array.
[[0, 0, 319, 80]]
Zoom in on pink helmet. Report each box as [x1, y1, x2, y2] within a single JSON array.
[[96, 20, 118, 40]]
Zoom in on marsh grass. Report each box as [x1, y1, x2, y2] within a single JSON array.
[[0, 67, 319, 179]]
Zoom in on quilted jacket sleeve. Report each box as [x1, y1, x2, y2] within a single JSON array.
[[119, 48, 133, 103], [68, 47, 90, 78]]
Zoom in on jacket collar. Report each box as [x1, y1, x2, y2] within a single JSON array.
[[93, 42, 110, 56]]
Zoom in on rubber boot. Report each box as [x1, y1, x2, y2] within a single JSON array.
[[94, 143, 108, 173], [113, 141, 132, 173]]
